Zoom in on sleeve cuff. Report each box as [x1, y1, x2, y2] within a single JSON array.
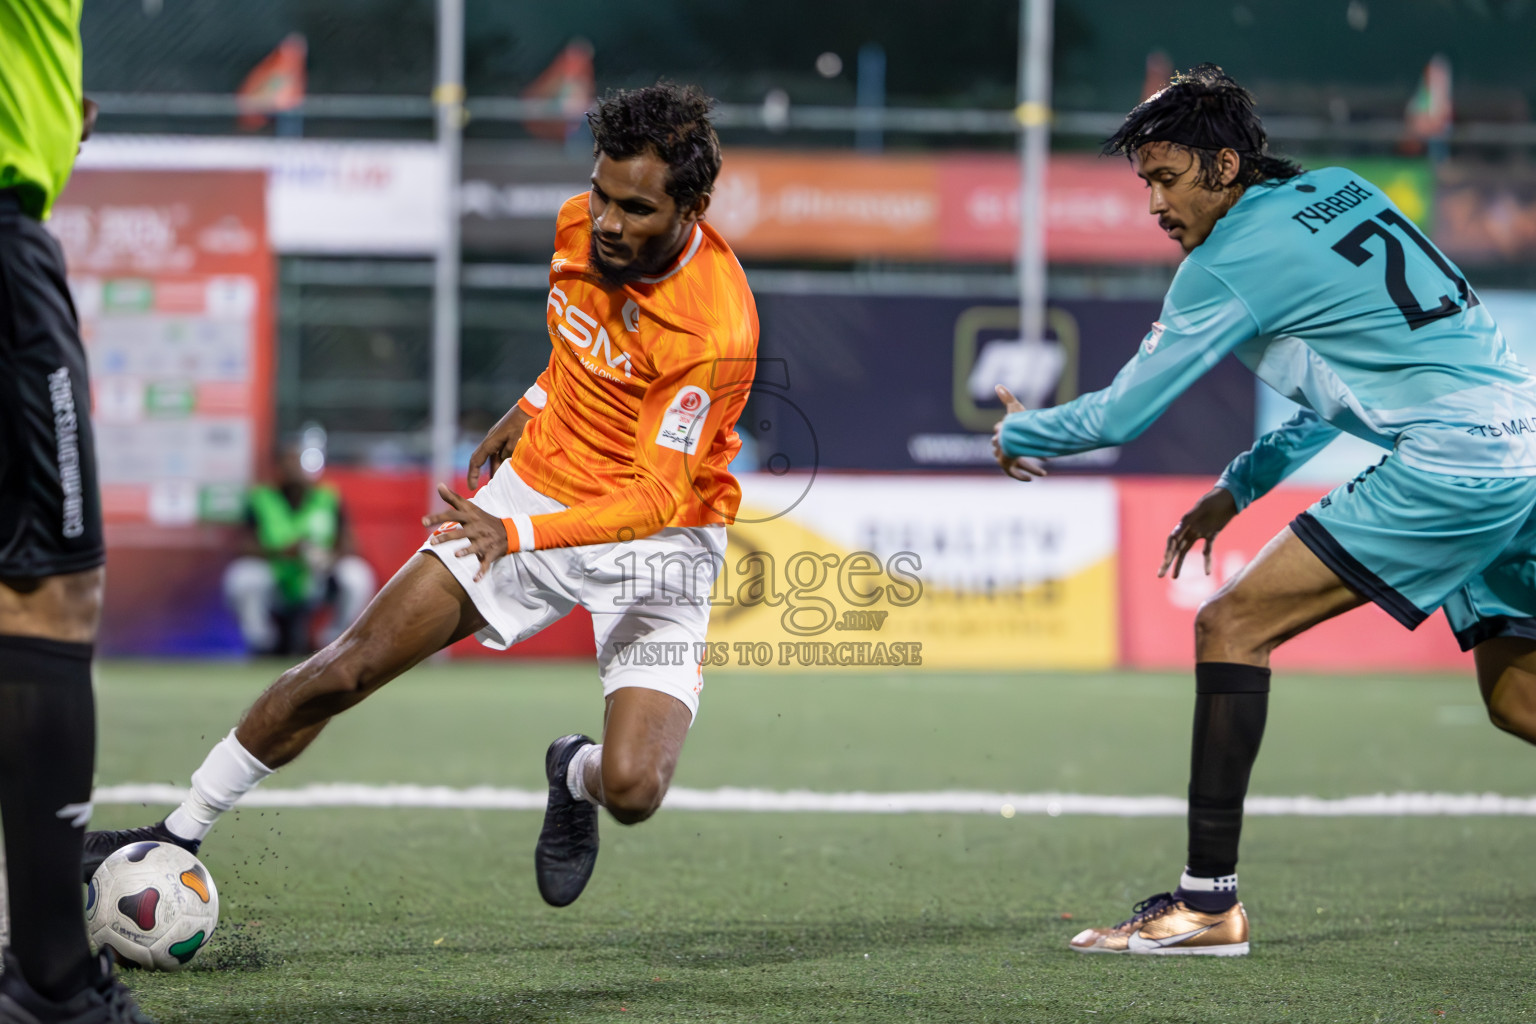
[[518, 383, 547, 416], [503, 514, 536, 553], [1214, 475, 1251, 512]]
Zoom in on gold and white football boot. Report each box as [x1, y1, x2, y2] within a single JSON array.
[[1069, 892, 1249, 956]]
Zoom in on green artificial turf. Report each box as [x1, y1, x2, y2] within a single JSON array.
[[86, 660, 1536, 1023]]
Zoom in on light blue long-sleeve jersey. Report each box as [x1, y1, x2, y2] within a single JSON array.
[[999, 167, 1536, 490]]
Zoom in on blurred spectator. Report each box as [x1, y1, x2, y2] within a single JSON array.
[[223, 447, 375, 655]]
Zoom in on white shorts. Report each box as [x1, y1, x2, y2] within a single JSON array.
[[420, 464, 726, 720]]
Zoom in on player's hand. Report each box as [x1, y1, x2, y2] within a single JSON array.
[[423, 483, 508, 582], [1158, 486, 1239, 579], [991, 385, 1048, 483], [467, 406, 532, 490]]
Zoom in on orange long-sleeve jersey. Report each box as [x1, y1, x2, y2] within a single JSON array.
[[504, 193, 758, 552]]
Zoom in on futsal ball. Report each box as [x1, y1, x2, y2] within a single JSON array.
[[86, 842, 219, 971]]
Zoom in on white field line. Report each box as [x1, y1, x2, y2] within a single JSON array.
[[91, 784, 1536, 817]]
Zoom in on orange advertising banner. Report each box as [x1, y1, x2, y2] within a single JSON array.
[[709, 149, 941, 258]]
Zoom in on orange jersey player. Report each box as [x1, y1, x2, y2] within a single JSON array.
[[80, 84, 759, 917], [506, 189, 758, 553]]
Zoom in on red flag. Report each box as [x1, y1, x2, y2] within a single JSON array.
[[1141, 50, 1172, 102], [522, 39, 595, 142], [238, 33, 307, 130]]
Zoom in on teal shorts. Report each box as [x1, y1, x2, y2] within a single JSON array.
[[1290, 454, 1536, 651]]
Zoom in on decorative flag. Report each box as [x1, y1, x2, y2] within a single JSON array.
[[522, 39, 595, 142], [1402, 54, 1452, 155], [238, 33, 307, 130], [1141, 51, 1172, 102]]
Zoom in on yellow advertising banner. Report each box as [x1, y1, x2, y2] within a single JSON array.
[[704, 475, 1118, 671]]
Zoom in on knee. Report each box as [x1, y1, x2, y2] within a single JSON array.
[[601, 750, 668, 825], [1194, 595, 1236, 651], [284, 635, 378, 700], [1486, 688, 1536, 745], [1194, 592, 1272, 662]]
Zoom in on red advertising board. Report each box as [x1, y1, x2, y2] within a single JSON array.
[[937, 153, 1180, 264], [1118, 478, 1470, 672], [47, 170, 275, 653], [49, 170, 274, 526]]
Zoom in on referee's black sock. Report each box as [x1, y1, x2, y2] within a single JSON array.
[[0, 634, 97, 1001], [1178, 661, 1270, 914]]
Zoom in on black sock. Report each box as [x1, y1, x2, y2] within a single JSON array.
[[1180, 661, 1270, 910], [0, 634, 97, 1000]]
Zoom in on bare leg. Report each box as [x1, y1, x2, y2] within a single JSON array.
[[1195, 529, 1365, 664], [235, 553, 485, 768], [581, 687, 691, 825], [0, 568, 103, 642], [1473, 637, 1536, 744]]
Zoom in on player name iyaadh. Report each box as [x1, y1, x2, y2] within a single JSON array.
[[1289, 180, 1374, 234]]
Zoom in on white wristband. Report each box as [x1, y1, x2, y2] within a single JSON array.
[[508, 513, 535, 552]]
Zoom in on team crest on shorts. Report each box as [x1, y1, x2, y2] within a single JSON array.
[[1144, 322, 1166, 355]]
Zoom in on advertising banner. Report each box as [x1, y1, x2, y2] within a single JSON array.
[[709, 150, 943, 259], [48, 170, 274, 653], [460, 149, 1194, 264], [749, 292, 1253, 476], [49, 170, 274, 527], [76, 136, 446, 254], [1117, 478, 1469, 671], [703, 474, 1118, 670], [937, 153, 1180, 263]]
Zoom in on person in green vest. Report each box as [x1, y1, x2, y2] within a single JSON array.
[[223, 446, 376, 656], [0, 2, 159, 1021]]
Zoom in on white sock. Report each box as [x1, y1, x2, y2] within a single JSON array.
[[565, 743, 601, 805], [1178, 868, 1238, 893], [163, 730, 274, 842]]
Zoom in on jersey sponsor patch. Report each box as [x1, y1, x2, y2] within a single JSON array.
[[1143, 321, 1166, 355], [655, 386, 712, 454]]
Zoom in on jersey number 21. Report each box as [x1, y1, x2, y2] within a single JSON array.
[[1332, 207, 1478, 331]]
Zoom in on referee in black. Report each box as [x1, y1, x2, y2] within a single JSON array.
[[0, 2, 154, 1021]]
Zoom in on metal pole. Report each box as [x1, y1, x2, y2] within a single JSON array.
[[430, 0, 464, 503], [1017, 0, 1053, 346]]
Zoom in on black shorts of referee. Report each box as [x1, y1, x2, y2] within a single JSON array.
[[0, 187, 103, 579]]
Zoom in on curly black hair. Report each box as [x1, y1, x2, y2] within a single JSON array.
[[1104, 63, 1302, 189], [587, 82, 722, 209]]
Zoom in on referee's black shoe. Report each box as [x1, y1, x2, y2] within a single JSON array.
[[0, 948, 156, 1023], [535, 734, 599, 907], [80, 821, 200, 884]]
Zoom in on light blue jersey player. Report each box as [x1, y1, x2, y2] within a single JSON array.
[[994, 64, 1536, 958]]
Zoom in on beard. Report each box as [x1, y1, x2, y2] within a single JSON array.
[[588, 229, 684, 286]]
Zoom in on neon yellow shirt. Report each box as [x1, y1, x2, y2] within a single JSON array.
[[0, 0, 83, 219]]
